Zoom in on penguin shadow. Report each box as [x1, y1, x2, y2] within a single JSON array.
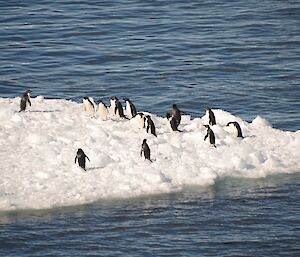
[[27, 110, 63, 113], [109, 116, 130, 122], [87, 166, 104, 171]]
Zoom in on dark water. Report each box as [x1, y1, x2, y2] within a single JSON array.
[[0, 0, 300, 256], [1, 175, 300, 256]]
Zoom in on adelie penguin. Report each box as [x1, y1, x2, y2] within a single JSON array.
[[97, 100, 109, 120], [19, 90, 31, 112], [206, 108, 216, 126], [140, 139, 152, 162], [110, 96, 127, 119], [83, 97, 97, 117], [145, 115, 157, 137], [171, 104, 183, 126], [227, 121, 244, 138], [136, 112, 146, 129], [124, 98, 137, 119], [204, 125, 216, 148], [75, 148, 90, 171], [166, 113, 182, 132]]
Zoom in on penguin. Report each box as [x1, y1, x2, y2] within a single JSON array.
[[97, 100, 109, 120], [136, 112, 146, 129], [124, 98, 137, 119], [74, 148, 90, 171], [227, 121, 244, 138], [206, 108, 216, 126], [145, 115, 157, 137], [83, 97, 96, 117], [166, 113, 182, 132], [19, 90, 31, 112], [110, 96, 127, 119], [109, 96, 116, 111], [204, 125, 216, 148], [171, 104, 182, 126], [140, 139, 152, 162]]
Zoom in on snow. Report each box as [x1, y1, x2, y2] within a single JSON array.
[[0, 96, 299, 211]]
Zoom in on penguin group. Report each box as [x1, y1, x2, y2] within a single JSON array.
[[18, 90, 245, 171]]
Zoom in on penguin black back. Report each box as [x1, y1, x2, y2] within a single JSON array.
[[75, 148, 90, 171], [204, 125, 216, 148], [140, 139, 152, 162], [207, 108, 216, 126], [167, 113, 182, 132], [227, 121, 244, 138], [124, 98, 137, 118], [171, 104, 181, 126], [19, 90, 31, 112], [145, 115, 157, 137], [113, 97, 126, 118]]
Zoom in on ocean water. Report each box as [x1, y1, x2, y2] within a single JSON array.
[[0, 0, 299, 256]]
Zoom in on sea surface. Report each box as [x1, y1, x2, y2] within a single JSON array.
[[0, 0, 299, 256]]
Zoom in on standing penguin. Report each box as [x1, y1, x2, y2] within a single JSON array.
[[171, 104, 182, 126], [166, 113, 182, 132], [206, 108, 216, 126], [74, 148, 90, 171], [204, 125, 216, 148], [136, 112, 146, 129], [110, 96, 127, 119], [19, 90, 31, 112], [83, 97, 97, 117], [140, 139, 152, 162], [227, 121, 244, 138], [145, 115, 157, 137], [124, 98, 137, 119], [98, 100, 109, 120]]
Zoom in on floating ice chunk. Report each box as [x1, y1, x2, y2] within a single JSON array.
[[0, 97, 299, 211]]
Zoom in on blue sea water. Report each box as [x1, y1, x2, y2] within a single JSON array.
[[0, 0, 299, 256]]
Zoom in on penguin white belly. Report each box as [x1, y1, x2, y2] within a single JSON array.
[[83, 100, 95, 116], [138, 116, 144, 129], [126, 102, 133, 119], [134, 114, 145, 129], [109, 100, 115, 115], [98, 105, 109, 119]]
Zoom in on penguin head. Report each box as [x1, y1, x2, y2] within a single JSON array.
[[110, 96, 118, 101], [137, 112, 144, 118], [172, 104, 178, 110], [98, 100, 107, 108], [142, 139, 147, 144], [25, 90, 31, 96], [77, 148, 84, 154], [124, 98, 130, 102], [204, 125, 210, 129]]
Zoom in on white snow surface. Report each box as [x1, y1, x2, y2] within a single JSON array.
[[0, 96, 299, 211]]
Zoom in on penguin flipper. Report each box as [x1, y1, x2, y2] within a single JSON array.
[[204, 134, 208, 141]]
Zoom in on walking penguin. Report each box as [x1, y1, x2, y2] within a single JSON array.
[[140, 139, 152, 162], [75, 148, 90, 171]]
